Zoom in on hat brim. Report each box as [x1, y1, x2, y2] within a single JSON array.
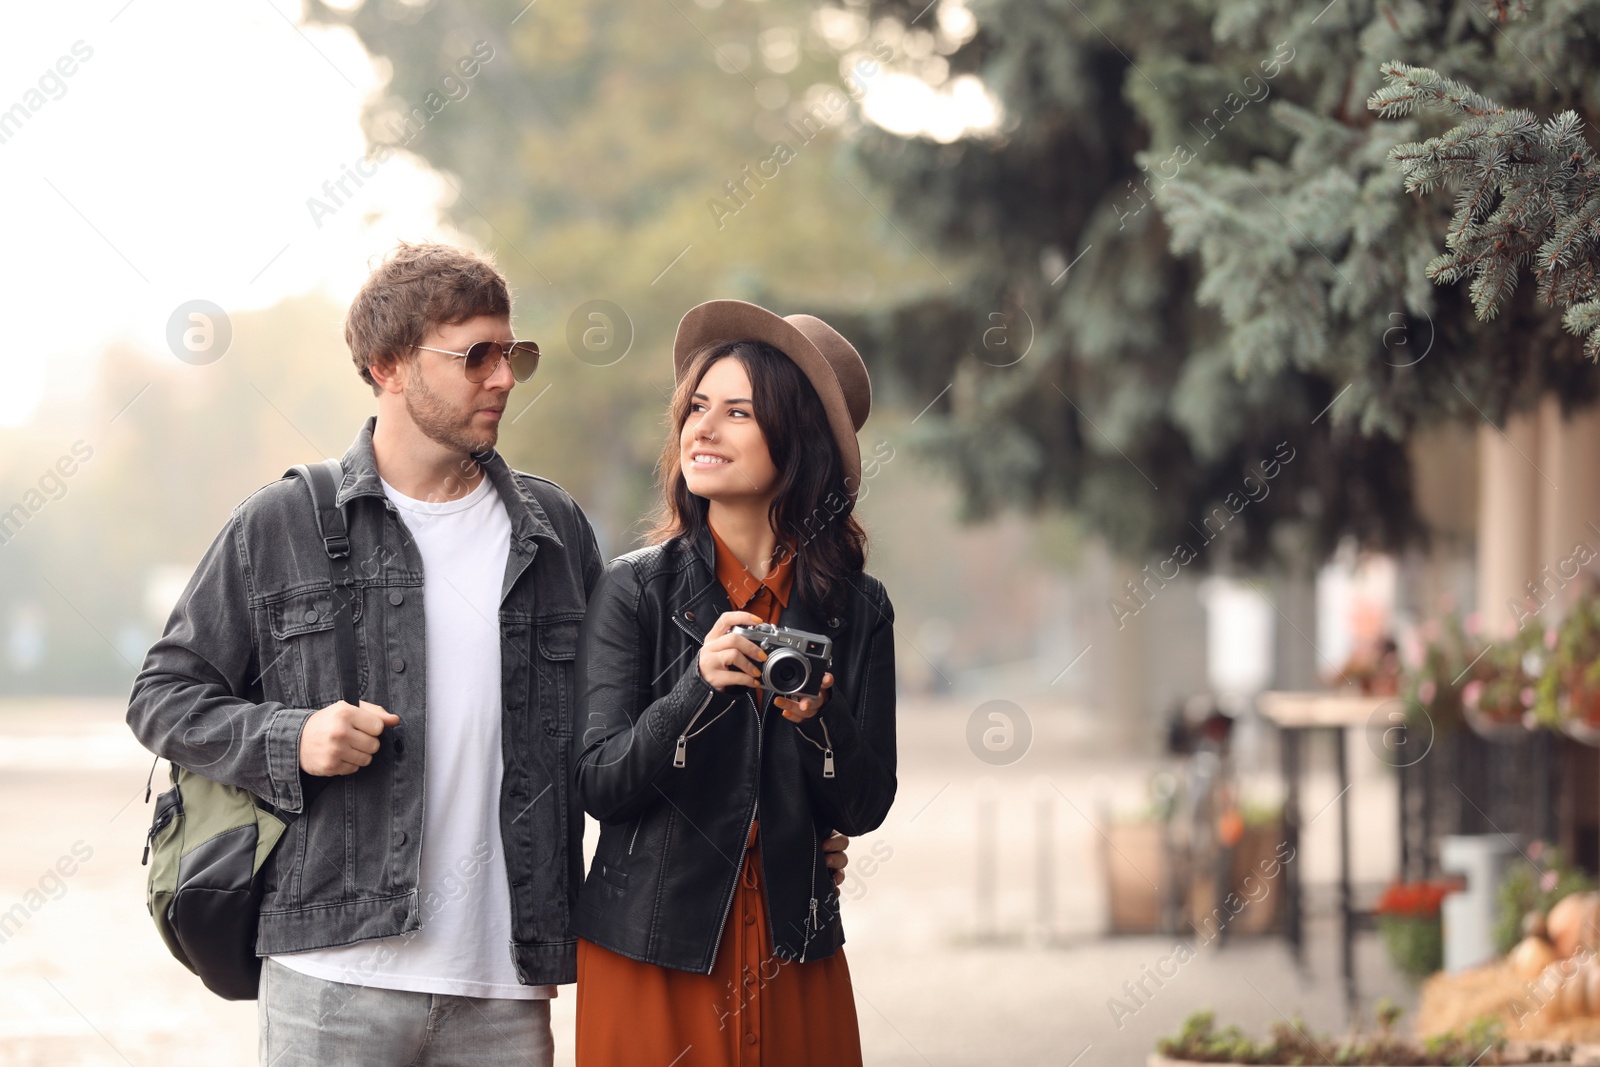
[[672, 299, 863, 497]]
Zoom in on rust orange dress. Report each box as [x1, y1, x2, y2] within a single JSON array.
[[574, 524, 864, 1066]]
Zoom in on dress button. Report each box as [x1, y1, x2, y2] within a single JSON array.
[[744, 914, 755, 925], [304, 609, 319, 623], [389, 591, 404, 606], [391, 657, 405, 673], [744, 1033, 757, 1045]]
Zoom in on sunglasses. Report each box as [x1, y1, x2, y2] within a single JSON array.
[[413, 339, 541, 383]]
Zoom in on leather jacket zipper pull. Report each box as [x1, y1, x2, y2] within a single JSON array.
[[823, 748, 835, 779], [809, 897, 820, 932], [675, 689, 717, 770]]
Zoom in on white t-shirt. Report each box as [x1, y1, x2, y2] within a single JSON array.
[[271, 471, 555, 1000]]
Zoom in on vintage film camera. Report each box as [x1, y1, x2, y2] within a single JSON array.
[[729, 622, 833, 698]]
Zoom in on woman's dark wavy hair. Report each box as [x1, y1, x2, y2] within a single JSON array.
[[647, 339, 867, 613]]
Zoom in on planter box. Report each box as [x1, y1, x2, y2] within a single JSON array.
[[1105, 821, 1174, 934], [1104, 819, 1286, 937], [1149, 1056, 1577, 1067], [1148, 1039, 1598, 1066], [1210, 820, 1284, 937]]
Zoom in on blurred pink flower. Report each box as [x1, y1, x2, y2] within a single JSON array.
[[1541, 870, 1559, 893], [1462, 679, 1485, 709], [1401, 633, 1423, 668], [1546, 627, 1560, 649], [1530, 840, 1545, 862], [1522, 686, 1537, 707], [1418, 679, 1437, 705]]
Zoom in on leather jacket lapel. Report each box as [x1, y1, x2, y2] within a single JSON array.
[[669, 527, 734, 642]]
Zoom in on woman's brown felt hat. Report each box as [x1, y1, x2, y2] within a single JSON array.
[[673, 299, 873, 496]]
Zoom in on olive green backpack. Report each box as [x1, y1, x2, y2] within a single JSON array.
[[141, 458, 356, 1000]]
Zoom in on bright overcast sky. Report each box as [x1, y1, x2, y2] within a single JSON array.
[[0, 1, 994, 430], [0, 0, 449, 428]]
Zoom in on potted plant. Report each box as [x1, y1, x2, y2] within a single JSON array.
[[1150, 1005, 1570, 1065], [1375, 880, 1456, 979], [1104, 771, 1183, 934], [1461, 620, 1545, 742], [1404, 612, 1474, 740], [1533, 582, 1600, 743], [1341, 634, 1404, 696]]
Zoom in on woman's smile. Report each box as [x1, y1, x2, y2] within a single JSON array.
[[688, 449, 730, 469]]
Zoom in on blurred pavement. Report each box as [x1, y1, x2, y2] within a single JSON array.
[[0, 696, 1416, 1066]]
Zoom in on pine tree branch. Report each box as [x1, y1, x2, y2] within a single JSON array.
[[1372, 62, 1600, 358], [1367, 62, 1508, 120], [1537, 195, 1600, 273]]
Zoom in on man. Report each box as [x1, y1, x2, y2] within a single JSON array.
[[127, 242, 847, 1066]]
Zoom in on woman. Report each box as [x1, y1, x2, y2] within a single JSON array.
[[570, 300, 898, 1065]]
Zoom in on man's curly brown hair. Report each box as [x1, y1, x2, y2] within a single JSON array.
[[345, 242, 512, 393]]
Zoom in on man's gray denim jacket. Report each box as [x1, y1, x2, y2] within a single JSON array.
[[126, 416, 601, 985]]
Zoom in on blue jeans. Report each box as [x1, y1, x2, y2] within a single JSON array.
[[258, 958, 554, 1067]]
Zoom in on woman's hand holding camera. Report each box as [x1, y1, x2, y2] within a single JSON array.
[[698, 611, 769, 690], [775, 674, 831, 722]]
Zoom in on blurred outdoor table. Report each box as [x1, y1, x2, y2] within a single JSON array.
[[1257, 689, 1392, 1023]]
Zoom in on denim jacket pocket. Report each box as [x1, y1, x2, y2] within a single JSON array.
[[536, 617, 579, 659], [263, 586, 366, 709], [535, 617, 580, 739]]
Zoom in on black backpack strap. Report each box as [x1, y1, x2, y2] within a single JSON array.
[[288, 459, 361, 707], [147, 460, 358, 836]]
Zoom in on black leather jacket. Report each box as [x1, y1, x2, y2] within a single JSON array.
[[571, 526, 897, 973]]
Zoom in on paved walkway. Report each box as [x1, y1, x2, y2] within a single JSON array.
[[0, 698, 1417, 1065]]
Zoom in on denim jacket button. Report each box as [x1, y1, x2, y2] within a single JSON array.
[[304, 609, 319, 623], [388, 591, 403, 606], [394, 830, 407, 846], [390, 656, 405, 673]]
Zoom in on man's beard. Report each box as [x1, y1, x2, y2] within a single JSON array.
[[405, 366, 497, 455]]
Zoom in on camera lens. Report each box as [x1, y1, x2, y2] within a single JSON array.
[[764, 649, 809, 695]]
